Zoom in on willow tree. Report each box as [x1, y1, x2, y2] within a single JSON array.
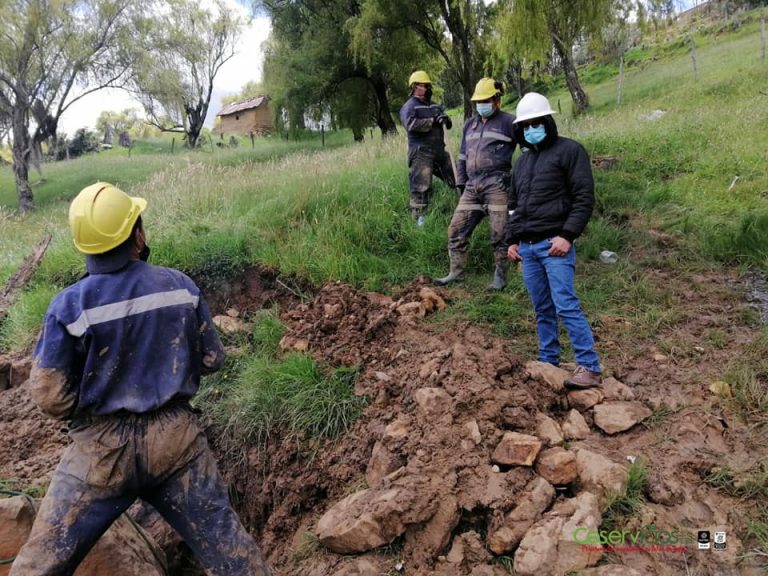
[[498, 0, 619, 113], [260, 0, 426, 137], [0, 0, 141, 212], [349, 0, 492, 120], [130, 0, 241, 148]]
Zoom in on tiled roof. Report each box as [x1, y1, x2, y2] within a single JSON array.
[[217, 96, 268, 116]]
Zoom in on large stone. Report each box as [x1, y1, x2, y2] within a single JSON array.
[[0, 496, 166, 576], [491, 432, 542, 467], [414, 387, 452, 416], [601, 377, 635, 401], [524, 361, 569, 392], [513, 492, 603, 576], [366, 441, 404, 489], [593, 401, 652, 435], [580, 566, 643, 576], [333, 558, 381, 576], [0, 496, 35, 562], [575, 449, 628, 502], [534, 413, 564, 446], [488, 477, 555, 555], [316, 485, 438, 554], [446, 531, 491, 567], [561, 409, 590, 440], [534, 447, 577, 486], [567, 388, 605, 412], [405, 496, 460, 567]]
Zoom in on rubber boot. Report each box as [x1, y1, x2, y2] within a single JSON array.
[[487, 258, 509, 291], [433, 251, 467, 286]]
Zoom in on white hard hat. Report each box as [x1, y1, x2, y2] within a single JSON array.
[[514, 92, 557, 123]]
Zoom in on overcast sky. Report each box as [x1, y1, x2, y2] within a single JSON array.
[[58, 3, 271, 136]]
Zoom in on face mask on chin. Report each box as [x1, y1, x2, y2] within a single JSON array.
[[524, 124, 547, 145], [476, 103, 493, 117]]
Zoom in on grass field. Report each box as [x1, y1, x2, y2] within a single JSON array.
[[1, 8, 767, 355]]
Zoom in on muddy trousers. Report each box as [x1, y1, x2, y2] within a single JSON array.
[[10, 405, 271, 576], [447, 177, 509, 262], [408, 145, 456, 216]]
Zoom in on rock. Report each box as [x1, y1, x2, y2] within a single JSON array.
[[501, 407, 529, 429], [513, 516, 563, 576], [575, 449, 628, 502], [488, 477, 555, 555], [0, 496, 166, 576], [225, 307, 240, 318], [418, 287, 447, 313], [0, 496, 35, 562], [709, 380, 733, 398], [553, 492, 604, 573], [535, 448, 577, 486], [212, 314, 251, 334], [601, 377, 635, 401], [366, 441, 404, 489], [561, 409, 590, 440], [514, 492, 603, 576], [491, 432, 543, 467], [646, 470, 685, 506], [446, 531, 491, 567], [333, 558, 381, 576], [653, 353, 668, 363], [464, 420, 482, 445], [580, 566, 643, 576], [0, 356, 32, 390], [374, 371, 391, 382], [405, 496, 459, 567], [366, 292, 394, 307], [592, 402, 652, 435], [383, 417, 410, 443], [567, 388, 605, 411], [535, 414, 564, 446], [396, 301, 425, 317], [316, 486, 438, 554], [414, 388, 452, 416], [524, 361, 569, 392]]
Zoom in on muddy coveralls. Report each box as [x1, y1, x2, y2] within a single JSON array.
[[399, 95, 456, 218], [11, 245, 271, 576], [442, 110, 517, 287]]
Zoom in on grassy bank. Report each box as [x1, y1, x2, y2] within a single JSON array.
[[1, 11, 767, 355]]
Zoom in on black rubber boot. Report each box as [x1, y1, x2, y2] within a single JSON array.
[[487, 259, 509, 291], [433, 251, 467, 286]]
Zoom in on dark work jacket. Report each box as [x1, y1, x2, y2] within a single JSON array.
[[506, 116, 595, 244], [456, 110, 517, 187], [34, 252, 224, 417], [399, 96, 446, 149]]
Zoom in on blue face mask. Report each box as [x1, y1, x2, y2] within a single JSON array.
[[524, 124, 547, 145], [476, 103, 493, 117]]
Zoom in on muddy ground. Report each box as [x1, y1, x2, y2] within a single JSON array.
[[1, 265, 767, 576]]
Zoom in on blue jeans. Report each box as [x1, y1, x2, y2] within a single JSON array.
[[519, 239, 601, 372]]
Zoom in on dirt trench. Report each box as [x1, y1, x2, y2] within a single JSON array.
[[1, 265, 767, 576]]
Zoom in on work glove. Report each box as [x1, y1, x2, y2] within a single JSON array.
[[437, 114, 452, 130]]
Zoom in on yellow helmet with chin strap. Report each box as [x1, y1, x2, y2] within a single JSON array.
[[69, 182, 147, 255], [471, 77, 505, 101], [408, 70, 432, 86]]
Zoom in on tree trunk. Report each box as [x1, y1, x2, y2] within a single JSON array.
[[370, 75, 397, 137], [551, 34, 589, 114], [11, 107, 34, 213]]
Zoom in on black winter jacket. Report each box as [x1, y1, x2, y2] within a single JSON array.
[[506, 116, 595, 245]]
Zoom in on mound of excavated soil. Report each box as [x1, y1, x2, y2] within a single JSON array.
[[1, 268, 767, 576]]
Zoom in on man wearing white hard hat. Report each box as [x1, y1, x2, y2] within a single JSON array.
[[506, 93, 603, 390]]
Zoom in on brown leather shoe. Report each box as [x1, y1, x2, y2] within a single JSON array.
[[564, 366, 602, 389]]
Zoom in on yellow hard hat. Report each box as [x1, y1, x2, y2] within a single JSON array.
[[471, 77, 503, 101], [69, 182, 147, 254], [408, 70, 432, 85]]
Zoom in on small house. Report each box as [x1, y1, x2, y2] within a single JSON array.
[[214, 96, 273, 136]]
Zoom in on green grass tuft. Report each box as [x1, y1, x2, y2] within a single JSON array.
[[601, 459, 649, 531]]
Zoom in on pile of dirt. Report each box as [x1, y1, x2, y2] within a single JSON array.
[[1, 267, 767, 576]]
